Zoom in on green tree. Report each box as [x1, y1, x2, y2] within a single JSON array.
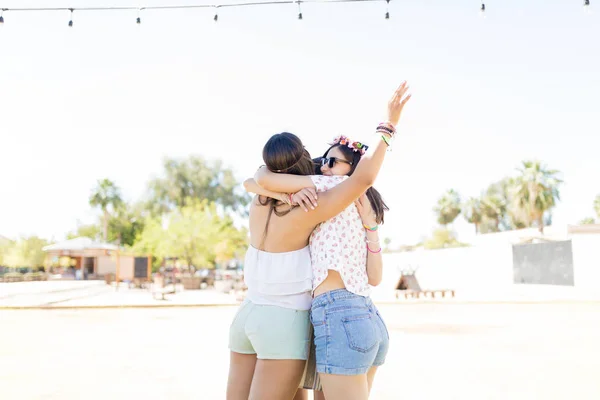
[[433, 189, 462, 226], [66, 223, 101, 241], [514, 160, 562, 233], [107, 202, 146, 247], [423, 228, 468, 250], [133, 199, 247, 271], [594, 194, 600, 220], [3, 236, 49, 268], [480, 194, 507, 233], [89, 179, 123, 242], [579, 217, 596, 225], [147, 156, 250, 216], [463, 197, 483, 234], [0, 236, 13, 266]]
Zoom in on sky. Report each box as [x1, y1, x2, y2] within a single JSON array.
[[0, 0, 599, 246]]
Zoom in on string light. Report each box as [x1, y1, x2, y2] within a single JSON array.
[[0, 1, 593, 25]]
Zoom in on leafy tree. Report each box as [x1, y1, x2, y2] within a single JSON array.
[[66, 223, 101, 241], [579, 217, 596, 225], [463, 197, 483, 234], [480, 194, 506, 233], [514, 160, 562, 233], [133, 199, 247, 271], [433, 189, 461, 226], [89, 179, 123, 241], [423, 228, 468, 250], [594, 194, 600, 220], [147, 156, 250, 216], [2, 236, 49, 268]]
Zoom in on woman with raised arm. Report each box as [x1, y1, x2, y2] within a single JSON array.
[[227, 82, 410, 400]]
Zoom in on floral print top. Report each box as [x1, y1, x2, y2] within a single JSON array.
[[309, 175, 370, 297]]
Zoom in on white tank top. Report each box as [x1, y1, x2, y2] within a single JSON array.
[[243, 245, 313, 310]]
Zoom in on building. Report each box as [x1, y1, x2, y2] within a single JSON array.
[[42, 237, 144, 281]]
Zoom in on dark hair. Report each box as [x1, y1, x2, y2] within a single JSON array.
[[318, 143, 389, 224], [258, 132, 314, 248]]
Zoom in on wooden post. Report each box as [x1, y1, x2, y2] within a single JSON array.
[[115, 251, 120, 291], [147, 254, 152, 284]]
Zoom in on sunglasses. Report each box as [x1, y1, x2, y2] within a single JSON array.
[[321, 157, 353, 169]]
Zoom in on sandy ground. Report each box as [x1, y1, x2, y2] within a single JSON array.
[[1, 302, 599, 399]]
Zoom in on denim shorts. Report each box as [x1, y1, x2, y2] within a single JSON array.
[[310, 289, 389, 375]]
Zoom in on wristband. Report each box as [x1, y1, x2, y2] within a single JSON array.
[[363, 223, 378, 231]]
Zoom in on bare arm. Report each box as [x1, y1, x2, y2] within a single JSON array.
[[254, 167, 315, 193], [355, 194, 383, 286], [243, 178, 291, 205], [301, 82, 411, 227]]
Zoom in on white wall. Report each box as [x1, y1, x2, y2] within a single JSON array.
[[374, 235, 600, 301], [572, 235, 600, 290]]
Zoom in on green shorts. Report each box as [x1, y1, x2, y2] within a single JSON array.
[[229, 300, 311, 360]]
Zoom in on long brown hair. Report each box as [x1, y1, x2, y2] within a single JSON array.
[[258, 132, 314, 248], [317, 143, 389, 224]]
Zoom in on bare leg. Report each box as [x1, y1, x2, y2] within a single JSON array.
[[227, 351, 257, 400], [314, 389, 326, 400], [320, 374, 369, 400], [293, 389, 309, 400], [366, 367, 378, 395], [249, 359, 306, 400]]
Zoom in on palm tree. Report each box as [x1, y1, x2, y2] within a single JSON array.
[[514, 160, 562, 233], [434, 189, 462, 226], [481, 194, 507, 232], [463, 197, 483, 234], [89, 179, 123, 242], [594, 194, 600, 220]]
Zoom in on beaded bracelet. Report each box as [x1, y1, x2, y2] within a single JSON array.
[[367, 244, 382, 254], [366, 239, 380, 244], [377, 125, 395, 135], [378, 121, 396, 131]]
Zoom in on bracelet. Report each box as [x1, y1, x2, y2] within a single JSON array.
[[378, 122, 396, 134], [363, 223, 378, 231], [367, 244, 382, 254], [377, 125, 395, 135], [381, 135, 391, 147], [366, 239, 380, 244]]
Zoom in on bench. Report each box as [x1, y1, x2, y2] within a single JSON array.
[[152, 286, 176, 300], [396, 289, 455, 300]]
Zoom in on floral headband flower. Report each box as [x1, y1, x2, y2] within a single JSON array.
[[329, 135, 369, 155]]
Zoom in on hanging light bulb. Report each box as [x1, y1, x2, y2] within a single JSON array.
[[0, 9, 5, 24], [68, 8, 74, 27], [480, 3, 486, 13], [584, 0, 590, 6], [136, 8, 141, 24], [385, 0, 390, 19], [296, 0, 303, 20], [214, 6, 219, 22]]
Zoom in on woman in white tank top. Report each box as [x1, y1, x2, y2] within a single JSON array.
[[226, 82, 411, 400]]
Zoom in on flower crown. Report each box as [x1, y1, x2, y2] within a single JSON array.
[[329, 135, 369, 155]]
